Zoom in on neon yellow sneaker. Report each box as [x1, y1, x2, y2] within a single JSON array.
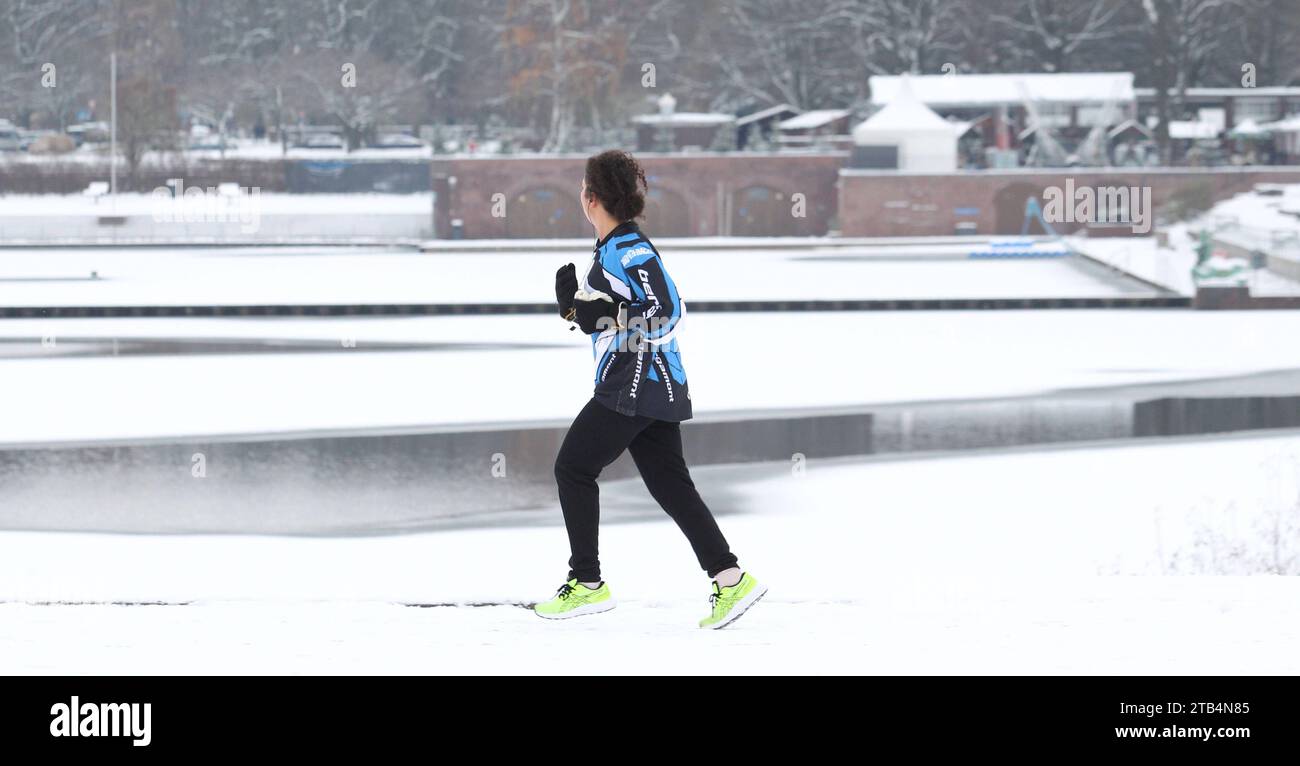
[[699, 572, 767, 629], [533, 578, 615, 620]]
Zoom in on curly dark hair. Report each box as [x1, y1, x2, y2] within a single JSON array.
[[583, 149, 647, 222]]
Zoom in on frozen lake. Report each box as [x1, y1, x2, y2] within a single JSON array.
[[0, 241, 1158, 309], [1, 310, 1298, 443]]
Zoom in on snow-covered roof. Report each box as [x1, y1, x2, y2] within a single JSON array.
[[1168, 120, 1220, 140], [736, 104, 799, 126], [855, 80, 958, 139], [948, 120, 978, 137], [1135, 86, 1300, 99], [1229, 118, 1269, 137], [1259, 114, 1300, 133], [870, 72, 1135, 107], [632, 112, 735, 126], [1107, 119, 1153, 140], [778, 109, 851, 131]]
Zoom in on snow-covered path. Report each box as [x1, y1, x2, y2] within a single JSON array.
[[5, 579, 1298, 675], [3, 431, 1298, 674]]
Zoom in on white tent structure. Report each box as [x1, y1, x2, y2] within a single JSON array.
[[852, 78, 959, 171], [869, 72, 1136, 111], [1228, 118, 1269, 139], [1260, 114, 1300, 161]]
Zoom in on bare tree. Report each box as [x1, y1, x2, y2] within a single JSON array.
[[849, 0, 965, 76], [5, 0, 1296, 159], [97, 0, 184, 186], [695, 0, 848, 110], [1133, 0, 1244, 163], [486, 0, 634, 152], [116, 75, 179, 186], [1230, 0, 1300, 87], [0, 0, 109, 128], [161, 0, 467, 154], [289, 49, 423, 150], [990, 0, 1130, 73]]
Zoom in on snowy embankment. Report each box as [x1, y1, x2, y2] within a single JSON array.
[[0, 194, 434, 218], [0, 141, 433, 166], [1, 431, 1297, 674], [1071, 184, 1300, 297], [3, 310, 1300, 443], [1066, 235, 1197, 295], [0, 194, 434, 243]]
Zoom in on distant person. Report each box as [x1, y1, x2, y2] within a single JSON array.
[[535, 149, 767, 629]]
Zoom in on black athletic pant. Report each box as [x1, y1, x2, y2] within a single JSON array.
[[554, 397, 739, 582]]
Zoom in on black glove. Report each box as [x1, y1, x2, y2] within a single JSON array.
[[573, 296, 620, 334], [555, 263, 578, 320]]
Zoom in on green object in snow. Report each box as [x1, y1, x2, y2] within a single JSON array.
[[1195, 230, 1212, 266], [1192, 258, 1248, 284]]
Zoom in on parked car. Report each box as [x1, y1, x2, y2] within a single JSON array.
[[66, 121, 110, 145], [297, 133, 346, 149], [187, 123, 226, 151], [0, 120, 22, 151], [371, 133, 426, 149]]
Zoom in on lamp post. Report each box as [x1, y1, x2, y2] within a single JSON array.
[[110, 51, 117, 195]]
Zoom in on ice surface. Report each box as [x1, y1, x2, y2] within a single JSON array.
[[1, 431, 1297, 674], [3, 310, 1300, 442], [0, 242, 1151, 308]]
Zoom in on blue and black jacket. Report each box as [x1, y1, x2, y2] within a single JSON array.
[[581, 220, 693, 422]]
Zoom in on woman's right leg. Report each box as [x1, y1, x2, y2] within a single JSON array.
[[627, 419, 740, 578], [554, 398, 651, 582]]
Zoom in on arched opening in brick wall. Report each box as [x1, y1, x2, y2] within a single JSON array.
[[504, 186, 588, 238], [994, 182, 1048, 235], [642, 186, 692, 236], [731, 185, 793, 236]]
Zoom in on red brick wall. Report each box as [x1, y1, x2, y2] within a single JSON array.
[[430, 154, 1300, 239], [430, 153, 845, 238], [837, 168, 1300, 237]]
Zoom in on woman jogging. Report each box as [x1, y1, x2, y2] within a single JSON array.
[[534, 150, 767, 629]]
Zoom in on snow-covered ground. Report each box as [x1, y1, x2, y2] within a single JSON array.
[[0, 195, 436, 243], [1073, 184, 1300, 297], [1067, 235, 1197, 295], [0, 195, 435, 244], [0, 243, 1149, 308], [2, 431, 1297, 674], [1198, 183, 1300, 237], [0, 193, 433, 219], [1072, 233, 1300, 297], [0, 140, 433, 165], [3, 309, 1299, 443]]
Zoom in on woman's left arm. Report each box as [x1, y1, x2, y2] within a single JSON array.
[[619, 252, 684, 345]]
